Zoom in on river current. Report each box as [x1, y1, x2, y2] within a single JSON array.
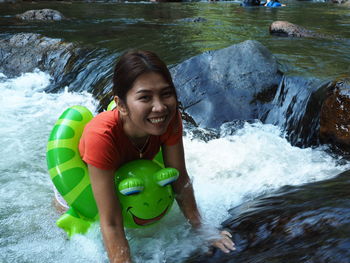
[[1, 1, 350, 262]]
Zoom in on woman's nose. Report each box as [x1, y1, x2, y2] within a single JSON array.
[[152, 98, 166, 112]]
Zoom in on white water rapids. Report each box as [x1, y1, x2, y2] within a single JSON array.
[[1, 70, 349, 263]]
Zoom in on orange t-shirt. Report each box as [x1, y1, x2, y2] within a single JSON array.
[[79, 109, 182, 170]]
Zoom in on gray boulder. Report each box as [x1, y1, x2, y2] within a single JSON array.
[[269, 21, 325, 38], [0, 33, 75, 78], [0, 32, 117, 105], [170, 40, 283, 128], [16, 9, 65, 21]]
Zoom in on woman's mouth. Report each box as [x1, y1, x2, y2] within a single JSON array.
[[148, 116, 166, 124]]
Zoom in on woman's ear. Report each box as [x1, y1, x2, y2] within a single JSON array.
[[114, 96, 128, 116]]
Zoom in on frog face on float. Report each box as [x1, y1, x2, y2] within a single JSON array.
[[114, 159, 179, 228]]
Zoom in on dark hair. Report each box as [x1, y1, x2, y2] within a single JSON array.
[[113, 50, 178, 103]]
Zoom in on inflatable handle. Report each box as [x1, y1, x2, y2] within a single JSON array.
[[154, 168, 179, 187], [118, 178, 145, 195]]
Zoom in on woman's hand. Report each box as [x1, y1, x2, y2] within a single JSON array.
[[211, 230, 236, 253]]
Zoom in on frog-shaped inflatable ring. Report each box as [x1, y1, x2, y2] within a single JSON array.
[[46, 105, 179, 237]]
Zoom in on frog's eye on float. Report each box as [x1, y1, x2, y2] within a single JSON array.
[[118, 178, 144, 196], [154, 168, 179, 187]]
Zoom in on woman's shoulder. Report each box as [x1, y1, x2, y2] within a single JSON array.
[[84, 109, 120, 135]]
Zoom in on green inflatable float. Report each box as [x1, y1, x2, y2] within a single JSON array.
[[46, 104, 179, 237]]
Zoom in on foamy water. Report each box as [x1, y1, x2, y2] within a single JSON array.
[[0, 70, 349, 263]]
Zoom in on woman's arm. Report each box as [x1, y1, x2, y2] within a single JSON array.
[[88, 164, 131, 263], [162, 138, 201, 228], [162, 138, 235, 253]]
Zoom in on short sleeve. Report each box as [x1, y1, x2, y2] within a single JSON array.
[[79, 129, 119, 170], [161, 111, 183, 146]]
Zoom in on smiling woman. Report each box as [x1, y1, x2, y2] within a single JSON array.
[[47, 105, 179, 236], [51, 50, 235, 263]]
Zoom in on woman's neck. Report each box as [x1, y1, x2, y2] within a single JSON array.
[[120, 114, 150, 146]]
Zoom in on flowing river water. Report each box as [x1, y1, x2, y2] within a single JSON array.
[[0, 1, 350, 262]]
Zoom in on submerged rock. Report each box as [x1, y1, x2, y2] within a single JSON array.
[[170, 40, 283, 129], [179, 17, 208, 23], [269, 21, 325, 38], [188, 170, 350, 263], [16, 9, 65, 21], [320, 78, 350, 152]]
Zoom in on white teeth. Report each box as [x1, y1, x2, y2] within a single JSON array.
[[149, 117, 165, 124]]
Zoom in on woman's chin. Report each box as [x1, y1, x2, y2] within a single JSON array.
[[146, 122, 169, 135]]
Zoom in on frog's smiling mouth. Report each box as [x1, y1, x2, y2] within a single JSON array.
[[127, 206, 169, 226]]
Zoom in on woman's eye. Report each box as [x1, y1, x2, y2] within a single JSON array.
[[162, 92, 173, 98], [139, 96, 150, 101]]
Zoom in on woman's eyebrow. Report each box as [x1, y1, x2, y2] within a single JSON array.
[[135, 89, 152, 94], [135, 86, 172, 94]]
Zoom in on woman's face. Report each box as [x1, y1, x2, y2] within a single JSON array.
[[119, 71, 177, 139]]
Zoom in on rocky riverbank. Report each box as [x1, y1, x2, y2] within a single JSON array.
[[1, 32, 349, 154]]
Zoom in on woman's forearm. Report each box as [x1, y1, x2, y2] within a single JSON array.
[[88, 165, 131, 262], [101, 222, 131, 263], [173, 176, 202, 228]]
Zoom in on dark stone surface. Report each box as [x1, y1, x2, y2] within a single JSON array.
[[0, 33, 115, 100], [269, 21, 325, 38], [187, 170, 350, 263], [320, 77, 350, 152], [241, 0, 262, 6], [170, 40, 283, 129], [178, 17, 208, 23], [0, 33, 75, 78], [3, 33, 349, 155], [331, 0, 349, 3], [16, 9, 65, 21], [264, 76, 331, 148]]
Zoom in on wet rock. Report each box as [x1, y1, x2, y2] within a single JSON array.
[[0, 33, 117, 108], [183, 123, 219, 142], [241, 0, 262, 6], [331, 0, 349, 3], [320, 78, 350, 152], [170, 40, 283, 129], [0, 33, 74, 78], [150, 0, 182, 2], [187, 170, 350, 263], [269, 21, 324, 38], [179, 17, 207, 23], [264, 76, 331, 148], [16, 9, 65, 21], [219, 120, 258, 137]]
